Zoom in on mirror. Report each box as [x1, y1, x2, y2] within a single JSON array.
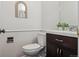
[[15, 1, 27, 18]]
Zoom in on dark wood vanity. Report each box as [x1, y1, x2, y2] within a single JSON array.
[[46, 33, 78, 57]]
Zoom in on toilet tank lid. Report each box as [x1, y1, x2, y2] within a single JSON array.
[[22, 43, 40, 50]]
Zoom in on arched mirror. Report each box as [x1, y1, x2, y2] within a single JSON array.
[[15, 1, 27, 18]]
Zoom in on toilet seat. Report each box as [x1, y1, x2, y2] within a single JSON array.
[[23, 43, 41, 50]]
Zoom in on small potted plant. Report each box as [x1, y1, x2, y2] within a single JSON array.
[[57, 21, 62, 30], [57, 21, 69, 31], [62, 22, 69, 30]]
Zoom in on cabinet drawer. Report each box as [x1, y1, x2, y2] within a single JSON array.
[[47, 33, 64, 46]]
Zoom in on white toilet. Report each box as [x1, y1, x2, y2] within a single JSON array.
[[22, 32, 46, 56]]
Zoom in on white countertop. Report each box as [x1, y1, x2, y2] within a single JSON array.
[[43, 30, 78, 38]]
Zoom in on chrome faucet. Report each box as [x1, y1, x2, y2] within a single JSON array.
[[69, 25, 77, 31]]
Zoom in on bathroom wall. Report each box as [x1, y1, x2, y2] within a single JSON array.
[[42, 1, 59, 30], [0, 1, 42, 30], [60, 1, 78, 26], [42, 1, 78, 30], [0, 32, 39, 57], [0, 1, 42, 57]]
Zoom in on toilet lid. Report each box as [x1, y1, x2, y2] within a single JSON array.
[[23, 43, 40, 50]]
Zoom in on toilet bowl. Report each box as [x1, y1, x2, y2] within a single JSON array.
[[22, 32, 46, 56], [22, 43, 44, 56]]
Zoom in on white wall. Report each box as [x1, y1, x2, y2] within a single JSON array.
[[42, 1, 78, 30], [0, 1, 42, 30], [42, 1, 59, 30], [0, 1, 42, 57], [0, 32, 38, 57], [60, 1, 78, 26]]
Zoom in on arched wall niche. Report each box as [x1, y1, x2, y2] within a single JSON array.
[[15, 1, 27, 18]]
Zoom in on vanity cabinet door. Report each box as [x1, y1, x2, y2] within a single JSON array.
[[61, 36, 78, 57], [47, 42, 58, 57], [62, 36, 78, 50], [61, 48, 77, 57]]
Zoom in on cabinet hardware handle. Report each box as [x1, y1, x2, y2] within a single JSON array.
[[60, 49, 62, 56], [55, 39, 63, 42], [57, 48, 59, 55]]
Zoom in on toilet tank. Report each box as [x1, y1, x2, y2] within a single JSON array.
[[37, 32, 46, 47]]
